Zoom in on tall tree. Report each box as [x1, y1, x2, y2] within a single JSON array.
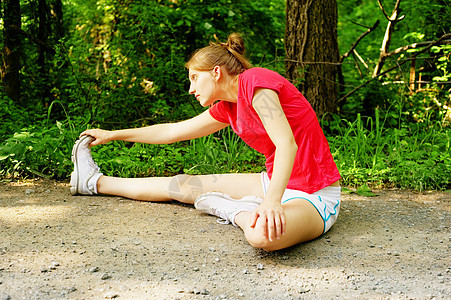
[[49, 0, 64, 40], [37, 0, 51, 103], [1, 0, 22, 101], [285, 0, 340, 116]]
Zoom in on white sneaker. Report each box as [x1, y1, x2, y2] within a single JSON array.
[[194, 192, 263, 226], [70, 135, 103, 195]]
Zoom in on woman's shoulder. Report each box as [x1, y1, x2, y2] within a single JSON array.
[[242, 67, 280, 76], [238, 68, 288, 100], [240, 68, 285, 84]]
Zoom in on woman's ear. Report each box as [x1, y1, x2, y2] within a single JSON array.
[[212, 66, 221, 81]]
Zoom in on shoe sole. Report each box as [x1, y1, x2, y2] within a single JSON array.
[[70, 135, 93, 195]]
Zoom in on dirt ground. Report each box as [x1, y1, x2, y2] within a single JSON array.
[[0, 179, 449, 300]]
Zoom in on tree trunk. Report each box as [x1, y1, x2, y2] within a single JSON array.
[[34, 0, 63, 106], [285, 0, 340, 117], [1, 0, 22, 101], [37, 0, 51, 105], [50, 0, 64, 40]]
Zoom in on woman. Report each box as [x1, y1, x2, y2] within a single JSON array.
[[70, 33, 341, 251]]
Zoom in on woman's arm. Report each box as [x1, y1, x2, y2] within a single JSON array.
[[81, 110, 229, 147], [250, 88, 298, 242]]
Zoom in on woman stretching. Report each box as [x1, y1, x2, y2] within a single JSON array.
[[70, 33, 341, 251]]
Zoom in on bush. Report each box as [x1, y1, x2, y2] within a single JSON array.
[[0, 95, 31, 142], [0, 120, 79, 179], [323, 107, 450, 191]]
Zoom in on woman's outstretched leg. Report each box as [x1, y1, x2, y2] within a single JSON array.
[[96, 176, 177, 202], [70, 134, 264, 203], [96, 173, 263, 204]]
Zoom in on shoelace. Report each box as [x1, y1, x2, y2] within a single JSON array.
[[207, 207, 232, 225], [86, 157, 100, 172], [217, 218, 230, 225]]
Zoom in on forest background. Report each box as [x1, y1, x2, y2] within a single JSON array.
[[0, 0, 450, 192]]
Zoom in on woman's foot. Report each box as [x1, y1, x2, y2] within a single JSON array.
[[195, 192, 263, 226], [70, 135, 103, 195]]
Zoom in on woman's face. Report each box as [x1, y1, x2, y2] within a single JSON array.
[[188, 69, 218, 107]]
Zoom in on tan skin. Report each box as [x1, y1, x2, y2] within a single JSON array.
[[81, 66, 334, 251]]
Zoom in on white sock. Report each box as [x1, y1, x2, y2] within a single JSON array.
[[87, 172, 103, 194]]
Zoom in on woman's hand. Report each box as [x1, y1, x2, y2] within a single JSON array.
[[80, 129, 113, 147], [249, 200, 286, 242]]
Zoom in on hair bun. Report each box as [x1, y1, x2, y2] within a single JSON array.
[[187, 33, 251, 75], [225, 33, 246, 56]]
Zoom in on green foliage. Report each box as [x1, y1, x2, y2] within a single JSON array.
[[0, 0, 450, 192], [356, 184, 378, 197], [0, 95, 29, 139], [323, 105, 451, 191], [430, 45, 451, 83], [338, 0, 450, 120], [187, 127, 265, 175], [0, 119, 79, 179], [56, 0, 286, 128], [90, 142, 187, 178], [0, 0, 283, 181]]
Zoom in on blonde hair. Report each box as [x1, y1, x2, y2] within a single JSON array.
[[185, 33, 251, 75]]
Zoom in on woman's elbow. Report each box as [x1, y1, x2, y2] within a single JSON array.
[[286, 137, 298, 154], [275, 138, 298, 156]]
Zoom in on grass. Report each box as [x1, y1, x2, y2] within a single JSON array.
[[324, 108, 450, 191], [1, 100, 449, 191]]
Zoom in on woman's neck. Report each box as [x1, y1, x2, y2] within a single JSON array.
[[218, 73, 240, 103]]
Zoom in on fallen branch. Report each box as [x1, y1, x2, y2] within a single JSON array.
[[352, 52, 364, 78], [383, 81, 451, 85], [337, 21, 379, 94]]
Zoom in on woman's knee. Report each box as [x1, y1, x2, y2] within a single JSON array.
[[242, 206, 325, 251], [168, 174, 203, 203], [243, 226, 283, 251], [245, 234, 284, 252]]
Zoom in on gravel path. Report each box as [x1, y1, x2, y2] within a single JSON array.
[[0, 179, 449, 299]]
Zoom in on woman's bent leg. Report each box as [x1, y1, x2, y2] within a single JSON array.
[[96, 173, 264, 204], [234, 198, 324, 251], [97, 174, 324, 251]]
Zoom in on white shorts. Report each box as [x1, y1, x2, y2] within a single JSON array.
[[261, 172, 340, 234]]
